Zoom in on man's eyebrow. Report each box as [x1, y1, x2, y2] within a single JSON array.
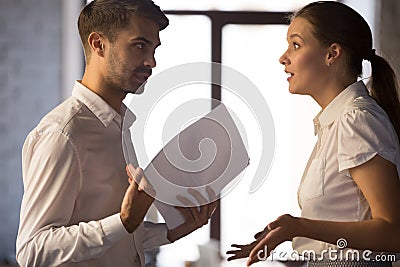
[[130, 37, 161, 47]]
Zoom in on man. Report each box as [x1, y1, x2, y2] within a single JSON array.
[[16, 0, 217, 266]]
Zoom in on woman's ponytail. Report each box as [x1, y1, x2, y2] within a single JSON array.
[[368, 55, 400, 143]]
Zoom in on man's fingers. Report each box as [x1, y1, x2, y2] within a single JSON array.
[[189, 187, 219, 221], [188, 188, 208, 205], [206, 186, 217, 200], [133, 167, 144, 185], [177, 195, 194, 206], [125, 168, 154, 204], [208, 200, 219, 218], [137, 173, 157, 196], [175, 188, 219, 229], [126, 175, 139, 193], [205, 186, 219, 217], [126, 164, 135, 177], [176, 196, 197, 221], [126, 164, 144, 184], [188, 189, 209, 222]]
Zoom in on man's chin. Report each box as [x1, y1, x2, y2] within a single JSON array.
[[134, 84, 146, 94], [125, 83, 146, 95]]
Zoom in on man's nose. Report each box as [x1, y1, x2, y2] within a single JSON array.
[[144, 54, 156, 69]]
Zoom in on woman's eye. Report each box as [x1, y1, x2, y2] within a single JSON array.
[[293, 43, 300, 50]]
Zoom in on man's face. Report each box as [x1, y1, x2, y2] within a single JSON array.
[[104, 14, 161, 94]]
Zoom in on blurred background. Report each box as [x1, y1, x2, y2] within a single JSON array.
[[0, 0, 399, 266]]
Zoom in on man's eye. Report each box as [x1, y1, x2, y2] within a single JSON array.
[[135, 43, 144, 49]]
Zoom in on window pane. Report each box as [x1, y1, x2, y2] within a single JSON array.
[[220, 24, 320, 262], [155, 15, 211, 74], [126, 14, 211, 164], [129, 15, 212, 267]]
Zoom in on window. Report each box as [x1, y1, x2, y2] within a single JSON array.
[[150, 1, 318, 266], [80, 1, 377, 266]]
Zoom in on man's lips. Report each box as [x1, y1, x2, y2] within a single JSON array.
[[133, 66, 152, 83], [134, 72, 151, 83]]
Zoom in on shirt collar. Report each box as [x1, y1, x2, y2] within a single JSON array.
[[313, 81, 369, 135], [72, 81, 118, 127], [121, 104, 137, 130]]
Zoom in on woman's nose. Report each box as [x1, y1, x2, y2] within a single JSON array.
[[279, 50, 289, 65]]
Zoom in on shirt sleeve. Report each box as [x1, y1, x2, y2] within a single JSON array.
[[16, 130, 129, 266], [337, 107, 398, 175], [143, 222, 170, 250]]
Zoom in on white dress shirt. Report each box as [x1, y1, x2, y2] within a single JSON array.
[[16, 81, 170, 267], [293, 81, 400, 255]]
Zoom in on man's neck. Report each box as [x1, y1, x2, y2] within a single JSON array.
[[81, 71, 126, 114]]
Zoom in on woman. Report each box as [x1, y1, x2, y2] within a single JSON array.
[[227, 1, 400, 266]]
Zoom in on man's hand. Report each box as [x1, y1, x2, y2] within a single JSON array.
[[167, 186, 219, 242], [120, 165, 155, 233]]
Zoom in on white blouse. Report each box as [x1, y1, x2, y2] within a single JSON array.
[[293, 81, 400, 255]]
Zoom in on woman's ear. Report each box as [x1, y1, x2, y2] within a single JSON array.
[[88, 32, 106, 57], [325, 43, 342, 66]]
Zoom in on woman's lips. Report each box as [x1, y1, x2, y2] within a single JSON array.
[[285, 70, 294, 82]]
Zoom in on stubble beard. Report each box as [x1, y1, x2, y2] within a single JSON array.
[[106, 49, 140, 94]]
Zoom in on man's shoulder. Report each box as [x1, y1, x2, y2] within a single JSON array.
[[33, 96, 94, 137]]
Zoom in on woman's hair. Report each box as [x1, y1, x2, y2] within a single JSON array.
[[78, 0, 169, 61], [293, 1, 400, 142]]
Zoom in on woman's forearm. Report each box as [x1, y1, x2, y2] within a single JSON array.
[[298, 217, 400, 252]]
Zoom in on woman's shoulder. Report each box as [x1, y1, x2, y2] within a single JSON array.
[[340, 95, 390, 126]]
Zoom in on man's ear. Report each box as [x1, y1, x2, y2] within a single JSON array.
[[88, 32, 106, 57], [325, 43, 342, 66]]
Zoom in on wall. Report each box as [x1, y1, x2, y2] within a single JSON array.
[[0, 0, 399, 264], [379, 0, 400, 79], [379, 3, 400, 267], [0, 0, 62, 262]]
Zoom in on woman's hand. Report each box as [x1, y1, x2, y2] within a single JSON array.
[[246, 214, 300, 266], [226, 226, 269, 261]]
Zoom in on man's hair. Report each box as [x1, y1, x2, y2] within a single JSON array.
[[78, 0, 169, 61]]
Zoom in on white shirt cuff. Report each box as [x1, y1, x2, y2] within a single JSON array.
[[101, 213, 130, 244]]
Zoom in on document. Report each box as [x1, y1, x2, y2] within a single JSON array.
[[143, 103, 250, 229]]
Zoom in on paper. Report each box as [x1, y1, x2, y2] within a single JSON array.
[[142, 103, 250, 229]]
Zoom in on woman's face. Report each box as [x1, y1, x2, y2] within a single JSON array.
[[279, 17, 330, 97]]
